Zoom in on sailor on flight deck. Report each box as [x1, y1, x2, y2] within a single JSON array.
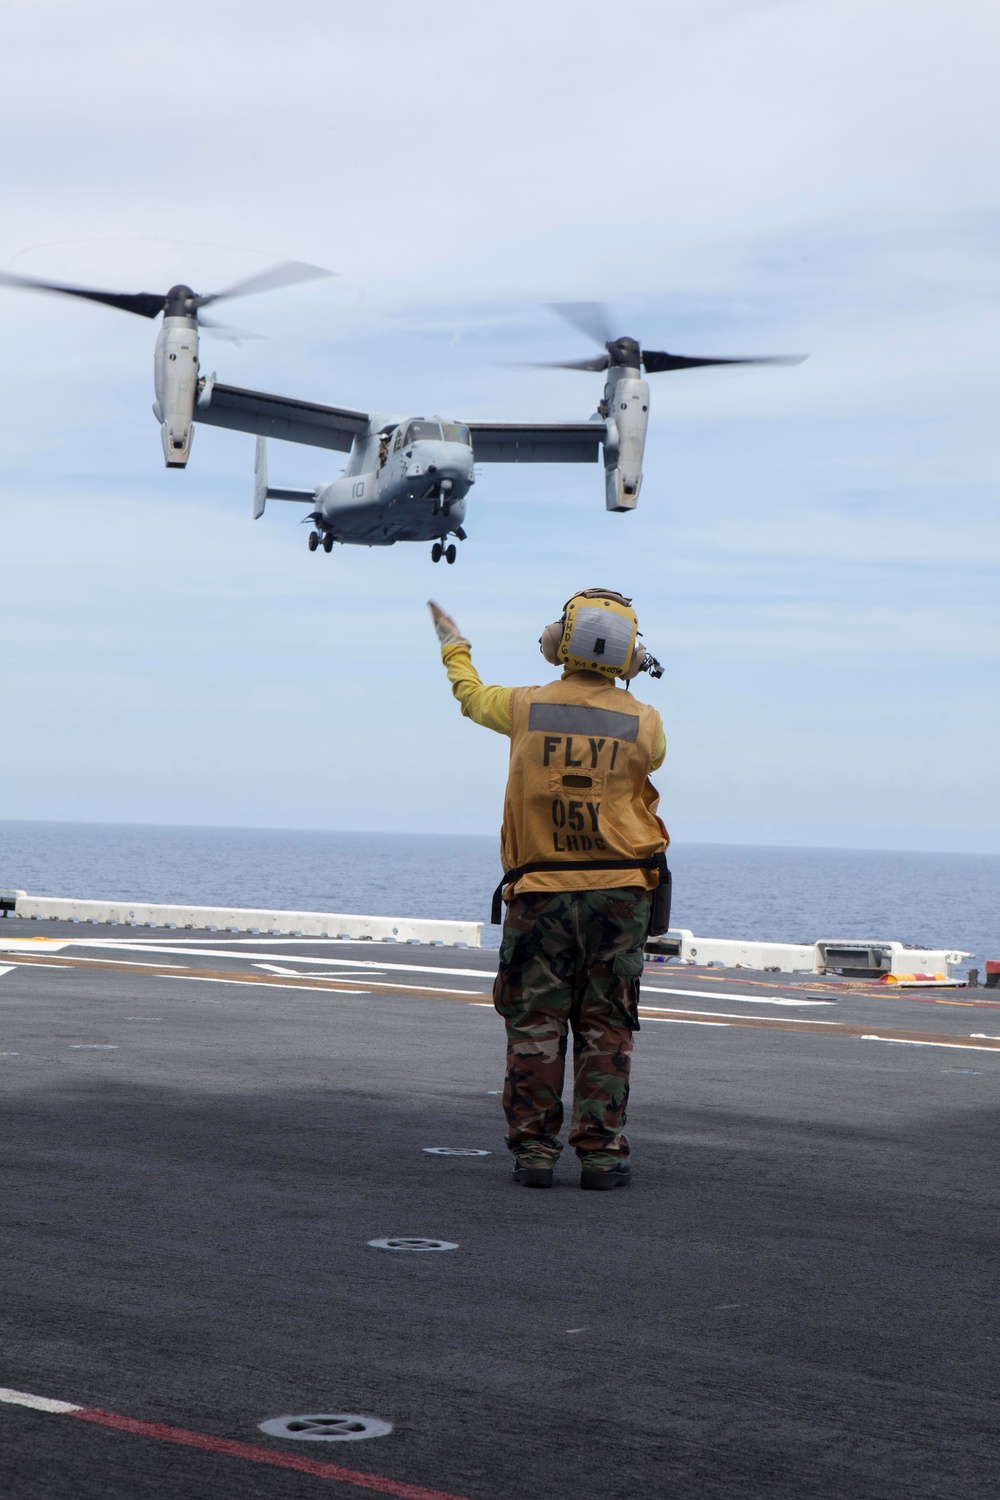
[[429, 589, 670, 1190]]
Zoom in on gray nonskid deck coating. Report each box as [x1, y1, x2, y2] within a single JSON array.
[[0, 918, 998, 1499]]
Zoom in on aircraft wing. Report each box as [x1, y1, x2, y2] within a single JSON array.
[[466, 422, 605, 463], [195, 379, 369, 453]]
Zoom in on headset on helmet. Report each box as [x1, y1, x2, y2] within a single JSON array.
[[539, 588, 662, 681]]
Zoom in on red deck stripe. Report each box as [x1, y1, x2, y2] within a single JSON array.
[[70, 1408, 472, 1500]]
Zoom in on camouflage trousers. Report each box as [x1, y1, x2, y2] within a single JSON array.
[[492, 886, 651, 1169]]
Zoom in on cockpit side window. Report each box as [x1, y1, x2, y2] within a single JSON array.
[[404, 419, 442, 443], [441, 422, 471, 445]]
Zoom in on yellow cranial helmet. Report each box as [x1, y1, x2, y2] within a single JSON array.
[[539, 588, 647, 680]]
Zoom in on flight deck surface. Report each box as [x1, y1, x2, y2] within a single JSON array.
[[1, 918, 997, 1498]]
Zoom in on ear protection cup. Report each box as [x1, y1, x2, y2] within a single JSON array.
[[623, 642, 647, 681], [539, 621, 563, 664]]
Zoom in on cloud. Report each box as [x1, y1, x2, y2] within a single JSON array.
[[0, 0, 997, 851]]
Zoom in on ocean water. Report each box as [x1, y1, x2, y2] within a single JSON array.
[[2, 821, 997, 967]]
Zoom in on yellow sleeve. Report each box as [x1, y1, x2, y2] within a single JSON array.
[[651, 716, 666, 771], [440, 642, 513, 737]]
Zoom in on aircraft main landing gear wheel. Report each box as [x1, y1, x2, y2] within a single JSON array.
[[431, 542, 443, 563], [445, 543, 457, 564], [322, 533, 334, 553], [308, 531, 319, 552]]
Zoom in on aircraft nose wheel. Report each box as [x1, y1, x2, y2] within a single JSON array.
[[445, 543, 457, 564], [322, 533, 334, 553], [431, 542, 443, 563], [308, 531, 320, 552]]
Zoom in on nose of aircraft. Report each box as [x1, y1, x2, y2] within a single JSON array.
[[406, 439, 474, 483]]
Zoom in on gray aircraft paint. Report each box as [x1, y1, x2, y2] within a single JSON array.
[[0, 269, 804, 555]]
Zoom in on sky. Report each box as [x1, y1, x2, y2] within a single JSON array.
[[1, 0, 998, 852]]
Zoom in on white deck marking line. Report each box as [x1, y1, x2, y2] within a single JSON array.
[[639, 1007, 843, 1025], [858, 1035, 1000, 1053], [0, 1386, 81, 1413], [152, 972, 485, 999], [11, 951, 488, 999], [643, 1017, 731, 1027], [0, 962, 72, 971], [357, 980, 486, 996], [58, 940, 496, 981], [642, 986, 833, 1007], [140, 965, 487, 999], [0, 966, 16, 977], [156, 976, 371, 995], [0, 941, 72, 954], [8, 952, 992, 1048], [11, 955, 199, 970], [254, 964, 385, 979], [637, 1009, 1000, 1052]]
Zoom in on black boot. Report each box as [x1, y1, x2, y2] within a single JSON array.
[[580, 1161, 631, 1191], [512, 1160, 554, 1188]]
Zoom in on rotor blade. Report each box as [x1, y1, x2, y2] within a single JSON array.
[[0, 270, 165, 318], [546, 301, 614, 347], [197, 260, 335, 309], [198, 313, 264, 341], [502, 354, 610, 372], [642, 349, 808, 373]]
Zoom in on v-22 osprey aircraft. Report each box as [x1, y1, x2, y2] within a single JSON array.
[[0, 265, 806, 564]]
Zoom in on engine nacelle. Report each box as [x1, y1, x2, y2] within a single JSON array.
[[153, 315, 199, 468], [602, 375, 648, 512]]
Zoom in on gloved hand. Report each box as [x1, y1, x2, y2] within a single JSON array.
[[427, 600, 469, 649]]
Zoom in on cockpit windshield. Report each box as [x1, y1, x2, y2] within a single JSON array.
[[402, 419, 471, 446], [403, 420, 441, 443]]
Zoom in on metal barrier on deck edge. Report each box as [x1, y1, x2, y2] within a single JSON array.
[[0, 891, 481, 949]]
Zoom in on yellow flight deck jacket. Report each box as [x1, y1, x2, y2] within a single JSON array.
[[442, 642, 668, 897]]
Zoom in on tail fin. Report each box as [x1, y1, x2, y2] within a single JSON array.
[[253, 437, 268, 519], [253, 436, 316, 515]]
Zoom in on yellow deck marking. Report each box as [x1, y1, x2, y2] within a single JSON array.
[[7, 952, 999, 1051], [4, 951, 484, 1001]]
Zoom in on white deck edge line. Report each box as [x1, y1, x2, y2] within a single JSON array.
[[0, 1386, 81, 1414]]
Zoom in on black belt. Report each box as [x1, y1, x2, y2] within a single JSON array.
[[491, 853, 670, 930]]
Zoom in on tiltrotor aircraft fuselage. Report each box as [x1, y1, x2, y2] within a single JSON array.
[[0, 265, 805, 564], [252, 416, 476, 561]]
